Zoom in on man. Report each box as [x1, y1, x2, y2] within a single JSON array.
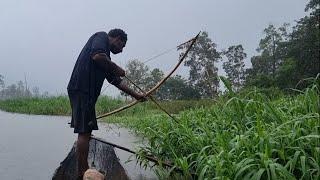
[[67, 29, 145, 179]]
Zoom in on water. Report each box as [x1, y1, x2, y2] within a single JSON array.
[[0, 110, 156, 180]]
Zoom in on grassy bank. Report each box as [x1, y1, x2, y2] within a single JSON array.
[[106, 81, 320, 179], [0, 96, 213, 117], [0, 96, 71, 115]]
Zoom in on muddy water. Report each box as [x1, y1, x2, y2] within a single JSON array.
[[0, 110, 156, 180]]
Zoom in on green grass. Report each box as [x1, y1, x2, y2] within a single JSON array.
[[0, 95, 213, 117], [107, 78, 320, 179], [0, 96, 71, 115]]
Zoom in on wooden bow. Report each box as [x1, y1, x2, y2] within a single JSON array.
[[96, 32, 200, 119]]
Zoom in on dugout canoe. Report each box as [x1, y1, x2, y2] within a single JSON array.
[[52, 136, 129, 180]]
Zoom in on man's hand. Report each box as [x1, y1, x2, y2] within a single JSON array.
[[115, 81, 147, 102], [134, 93, 147, 102]]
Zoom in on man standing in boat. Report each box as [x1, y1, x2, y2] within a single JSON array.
[[67, 29, 145, 179]]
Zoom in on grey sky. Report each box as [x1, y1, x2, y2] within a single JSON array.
[[0, 0, 308, 96]]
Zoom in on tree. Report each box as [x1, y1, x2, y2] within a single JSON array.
[[287, 0, 319, 82], [0, 77, 38, 99], [305, 0, 320, 13], [42, 91, 49, 98], [157, 75, 200, 100], [0, 74, 4, 90], [17, 80, 25, 97], [178, 31, 221, 98], [273, 0, 319, 89], [32, 87, 40, 97], [245, 0, 319, 90], [121, 59, 149, 98], [145, 68, 164, 90], [0, 74, 4, 99], [223, 45, 247, 91], [4, 84, 18, 98], [274, 58, 297, 89], [256, 24, 289, 77], [245, 54, 275, 88], [245, 23, 290, 88]]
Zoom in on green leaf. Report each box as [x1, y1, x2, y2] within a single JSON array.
[[220, 76, 235, 95], [269, 163, 277, 179], [300, 156, 306, 175], [251, 168, 265, 180], [235, 163, 258, 179]]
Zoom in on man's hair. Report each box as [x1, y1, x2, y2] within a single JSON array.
[[108, 28, 127, 42]]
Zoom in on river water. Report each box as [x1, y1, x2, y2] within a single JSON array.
[[0, 110, 156, 180]]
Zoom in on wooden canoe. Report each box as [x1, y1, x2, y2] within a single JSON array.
[[52, 137, 129, 180]]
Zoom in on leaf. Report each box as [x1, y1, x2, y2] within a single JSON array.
[[269, 163, 277, 179], [300, 156, 306, 175], [199, 165, 210, 180], [220, 76, 235, 95], [235, 163, 258, 179], [290, 151, 301, 172], [251, 168, 265, 180], [274, 163, 295, 180]]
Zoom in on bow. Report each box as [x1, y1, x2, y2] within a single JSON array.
[[96, 32, 200, 120], [124, 75, 178, 122]]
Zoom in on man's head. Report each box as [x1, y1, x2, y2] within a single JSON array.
[[108, 28, 127, 54]]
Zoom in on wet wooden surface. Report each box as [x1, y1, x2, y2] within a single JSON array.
[[52, 138, 129, 180]]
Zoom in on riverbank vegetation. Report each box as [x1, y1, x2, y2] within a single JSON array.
[[108, 77, 319, 179], [0, 95, 213, 117]]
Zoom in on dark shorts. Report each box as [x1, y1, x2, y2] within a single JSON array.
[[68, 91, 98, 133]]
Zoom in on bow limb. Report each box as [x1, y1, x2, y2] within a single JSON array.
[[96, 32, 200, 119], [124, 75, 178, 122]]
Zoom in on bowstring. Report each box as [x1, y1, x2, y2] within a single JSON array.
[[101, 47, 177, 94], [101, 39, 193, 94], [142, 46, 177, 64]]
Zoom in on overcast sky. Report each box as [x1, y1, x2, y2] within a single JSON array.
[[0, 0, 308, 96]]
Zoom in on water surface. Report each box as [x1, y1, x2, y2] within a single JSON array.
[[0, 110, 155, 180]]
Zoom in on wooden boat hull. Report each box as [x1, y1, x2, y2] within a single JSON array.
[[52, 137, 129, 180]]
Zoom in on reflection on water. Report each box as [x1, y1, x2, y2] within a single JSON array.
[[0, 110, 156, 180]]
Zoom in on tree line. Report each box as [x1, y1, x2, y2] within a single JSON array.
[[0, 74, 47, 99], [124, 0, 319, 100]]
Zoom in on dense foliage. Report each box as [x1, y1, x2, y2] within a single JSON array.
[[113, 77, 320, 179]]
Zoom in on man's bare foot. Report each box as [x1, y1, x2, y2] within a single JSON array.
[[83, 169, 105, 180]]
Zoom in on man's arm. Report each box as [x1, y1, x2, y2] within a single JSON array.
[[115, 81, 146, 100], [92, 53, 125, 77]]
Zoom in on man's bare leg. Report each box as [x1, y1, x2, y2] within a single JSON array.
[[77, 133, 91, 178]]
